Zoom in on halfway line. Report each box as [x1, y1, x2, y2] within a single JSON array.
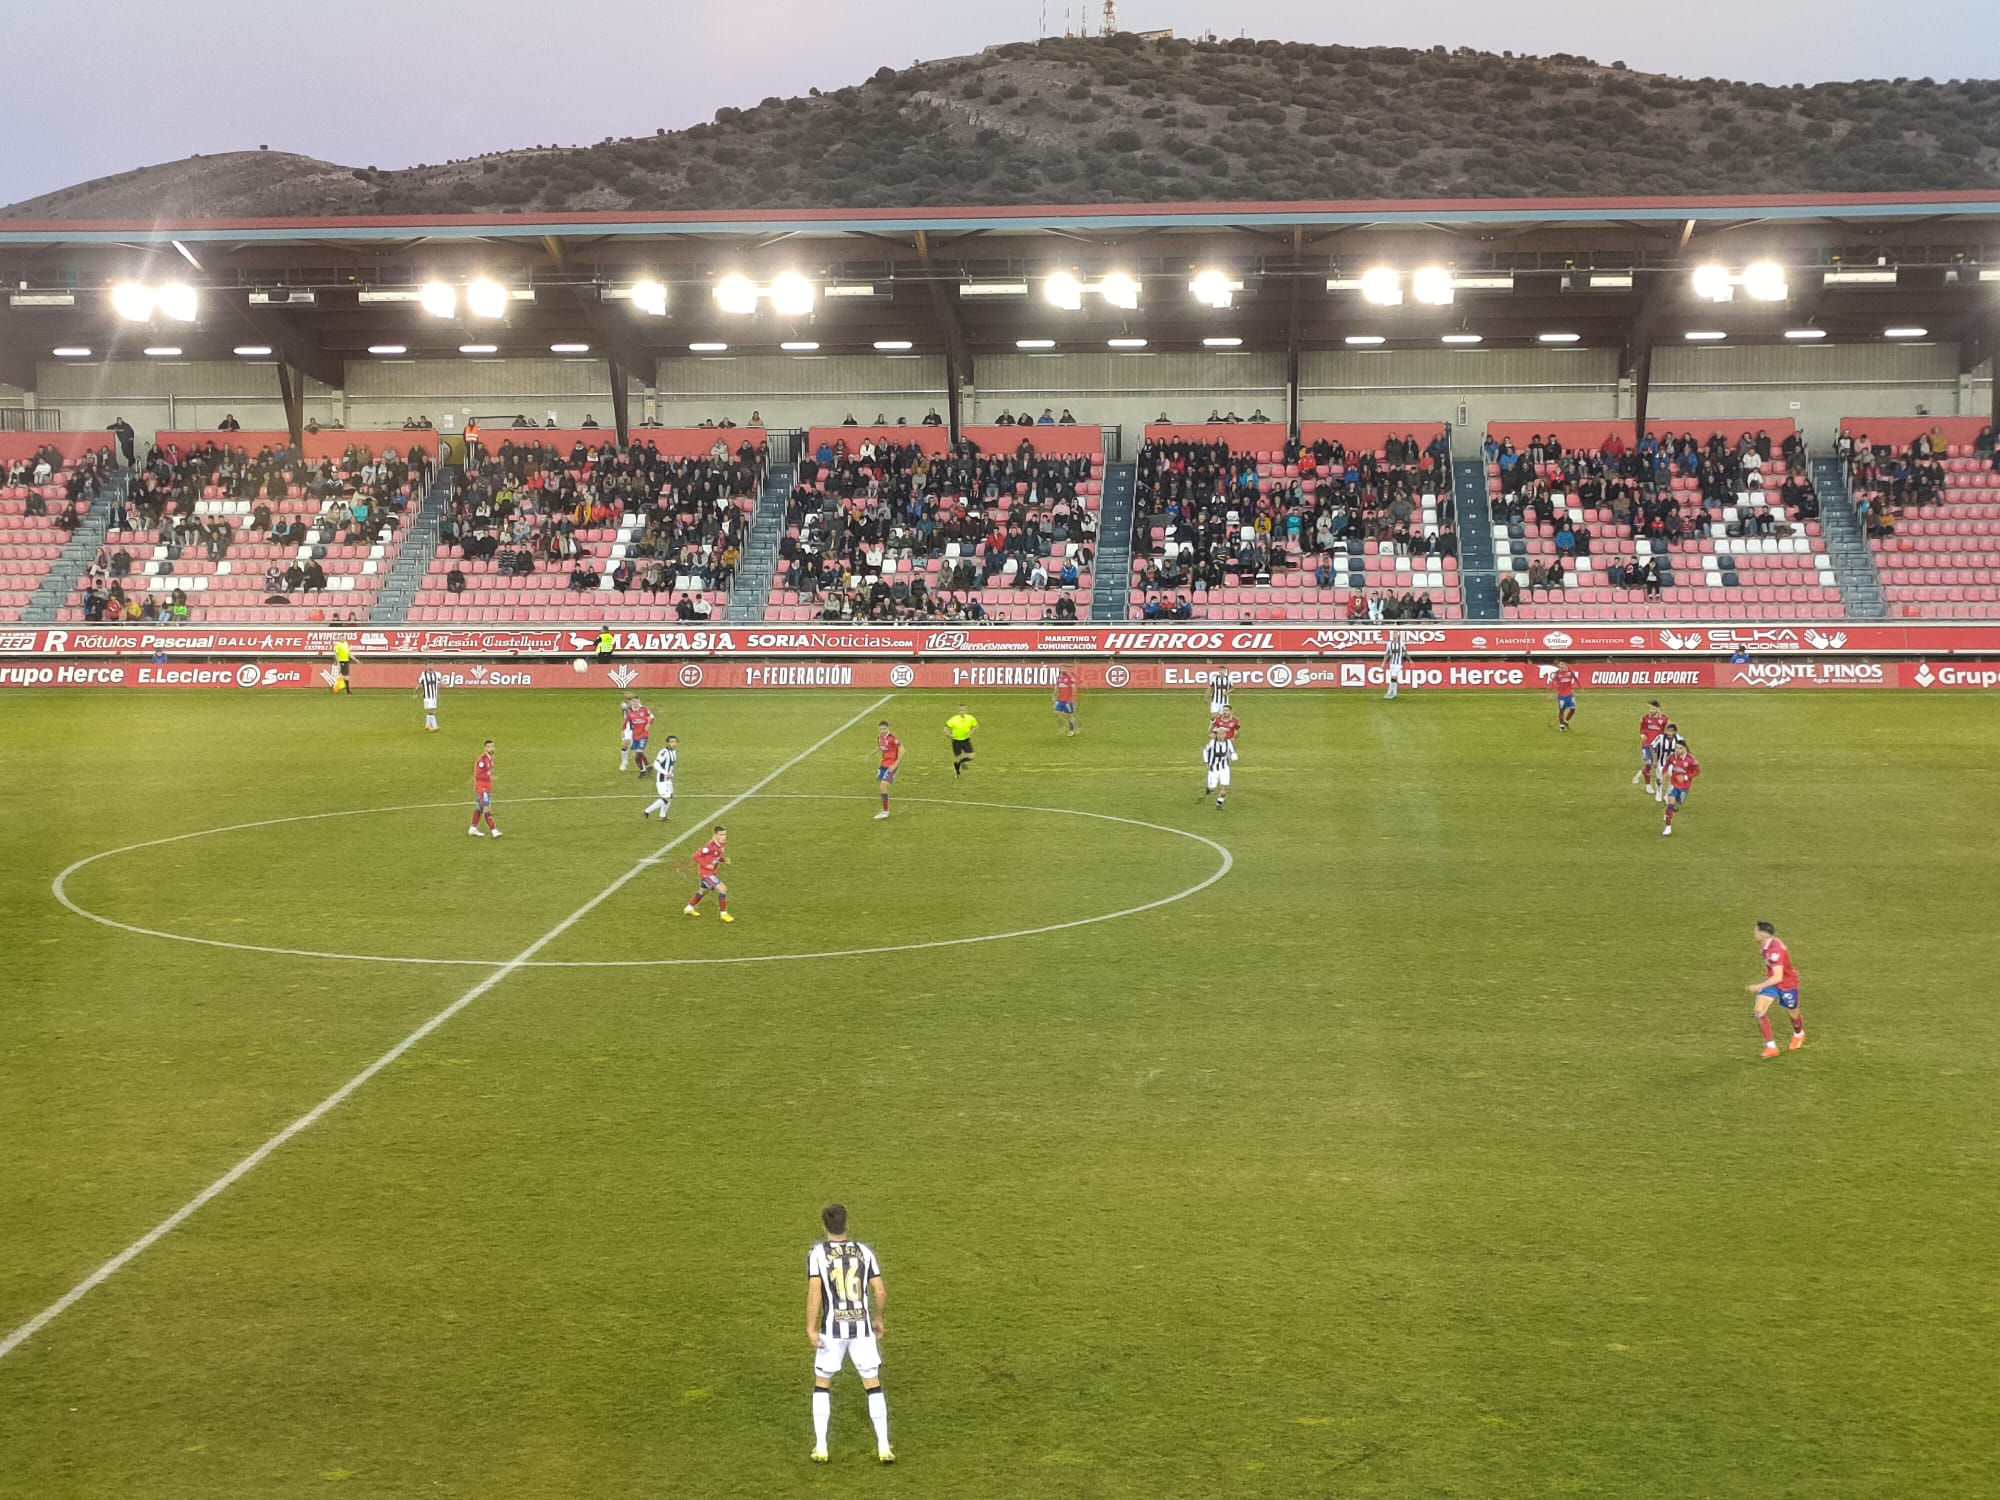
[[0, 693, 893, 1363]]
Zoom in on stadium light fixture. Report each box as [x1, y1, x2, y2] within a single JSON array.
[[1189, 269, 1239, 308], [1107, 337, 1148, 349], [550, 342, 592, 354], [52, 346, 92, 357], [1411, 267, 1454, 306], [1691, 264, 1733, 302], [1098, 271, 1141, 310], [368, 344, 409, 355], [1784, 328, 1828, 340], [688, 341, 729, 352], [1741, 262, 1788, 302], [1015, 338, 1056, 350], [154, 282, 198, 322], [1538, 332, 1582, 343], [1884, 326, 1929, 338], [1345, 334, 1387, 345], [1202, 336, 1243, 347], [1360, 267, 1402, 306], [1683, 330, 1727, 341], [780, 340, 821, 352], [1441, 333, 1483, 344], [418, 281, 458, 318], [465, 278, 509, 319], [872, 340, 914, 351], [713, 275, 758, 315], [110, 282, 154, 321], [1043, 271, 1084, 312], [630, 279, 669, 317], [459, 343, 499, 355], [233, 345, 274, 357], [142, 346, 183, 357], [769, 272, 816, 317]]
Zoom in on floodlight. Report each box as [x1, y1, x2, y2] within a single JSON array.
[[1043, 271, 1084, 311], [110, 283, 154, 321], [1098, 271, 1140, 310], [769, 272, 816, 317], [631, 279, 669, 317], [1741, 262, 1788, 302], [713, 275, 758, 315], [1190, 269, 1237, 308], [154, 282, 198, 322], [1411, 267, 1454, 306], [465, 278, 509, 319], [1360, 267, 1402, 306], [419, 281, 458, 318], [1691, 264, 1733, 302]]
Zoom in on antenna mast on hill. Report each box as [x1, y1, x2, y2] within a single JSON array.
[[1102, 0, 1118, 34]]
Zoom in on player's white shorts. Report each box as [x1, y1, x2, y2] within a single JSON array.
[[1206, 766, 1232, 791], [1385, 665, 1404, 685], [653, 778, 674, 799], [814, 1334, 881, 1380], [620, 727, 633, 747], [422, 697, 439, 712]]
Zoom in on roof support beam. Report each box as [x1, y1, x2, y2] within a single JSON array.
[[276, 361, 305, 451], [1624, 219, 1696, 444], [914, 230, 971, 439], [608, 356, 630, 448], [228, 296, 344, 390], [1285, 227, 1304, 435]]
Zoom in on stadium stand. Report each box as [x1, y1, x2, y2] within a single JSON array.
[[1839, 417, 2000, 619], [1483, 421, 1842, 620], [765, 429, 1101, 622], [65, 433, 433, 623], [0, 435, 118, 622], [409, 431, 763, 624], [1129, 422, 1459, 621]]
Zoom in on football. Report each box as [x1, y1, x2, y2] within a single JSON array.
[[571, 658, 588, 674]]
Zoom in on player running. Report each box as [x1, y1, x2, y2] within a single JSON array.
[[643, 734, 679, 820], [806, 1203, 893, 1466], [945, 706, 977, 777], [1382, 632, 1408, 700], [1550, 662, 1580, 732], [1651, 721, 1688, 804], [1661, 744, 1700, 836], [683, 826, 732, 921], [468, 740, 501, 837], [416, 665, 442, 732], [1052, 668, 1079, 736], [1201, 726, 1237, 810], [1210, 708, 1240, 746], [625, 698, 656, 775], [618, 695, 638, 770], [1748, 920, 1805, 1058], [1208, 665, 1233, 715], [874, 721, 901, 820], [1634, 701, 1669, 789]]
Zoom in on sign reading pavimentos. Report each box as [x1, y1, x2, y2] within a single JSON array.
[[3, 623, 1999, 659]]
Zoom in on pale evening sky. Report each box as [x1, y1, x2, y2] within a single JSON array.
[[3, 0, 1995, 205]]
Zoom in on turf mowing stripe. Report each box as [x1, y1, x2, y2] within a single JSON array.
[[0, 693, 894, 1364]]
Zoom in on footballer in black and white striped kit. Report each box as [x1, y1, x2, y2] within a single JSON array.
[[642, 736, 678, 819], [1382, 633, 1408, 700], [416, 667, 442, 732], [806, 1203, 893, 1464], [1651, 725, 1687, 803], [1208, 666, 1233, 714], [1202, 728, 1238, 809]]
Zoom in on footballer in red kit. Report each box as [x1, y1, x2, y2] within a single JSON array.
[[874, 721, 902, 820], [1052, 669, 1079, 737], [684, 826, 732, 921], [1748, 921, 1805, 1057], [1550, 665, 1580, 731], [1635, 701, 1669, 788], [1210, 712, 1240, 742], [626, 701, 656, 775], [1661, 747, 1700, 836], [468, 740, 500, 837]]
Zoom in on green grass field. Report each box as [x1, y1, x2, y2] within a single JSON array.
[[2, 684, 1997, 1499]]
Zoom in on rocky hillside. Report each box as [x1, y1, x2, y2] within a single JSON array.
[[8, 35, 2000, 219]]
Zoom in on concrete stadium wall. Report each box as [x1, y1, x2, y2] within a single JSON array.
[[1649, 343, 1973, 445], [343, 356, 614, 431], [31, 358, 338, 435], [972, 350, 1285, 434], [1300, 347, 1618, 429], [652, 353, 945, 430]]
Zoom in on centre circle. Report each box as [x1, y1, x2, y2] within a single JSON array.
[[53, 795, 1233, 969]]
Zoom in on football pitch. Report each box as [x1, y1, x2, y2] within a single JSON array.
[[2, 683, 1997, 1498]]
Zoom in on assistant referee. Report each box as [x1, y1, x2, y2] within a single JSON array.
[[945, 705, 978, 777]]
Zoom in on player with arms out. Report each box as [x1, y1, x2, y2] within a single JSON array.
[[805, 1202, 893, 1465], [873, 721, 901, 820], [1634, 700, 1669, 788], [1383, 631, 1408, 700], [416, 665, 442, 733], [643, 734, 679, 819], [468, 740, 501, 838], [683, 826, 732, 921], [1052, 668, 1080, 736], [1202, 726, 1238, 810], [1549, 662, 1580, 732], [1660, 743, 1700, 836], [945, 705, 977, 777], [1748, 920, 1806, 1058]]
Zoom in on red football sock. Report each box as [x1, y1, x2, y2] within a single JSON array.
[[880, 793, 890, 810], [1758, 1014, 1774, 1043], [1790, 1012, 1804, 1035], [717, 894, 728, 913]]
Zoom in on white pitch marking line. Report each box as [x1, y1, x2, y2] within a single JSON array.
[[0, 694, 892, 1364]]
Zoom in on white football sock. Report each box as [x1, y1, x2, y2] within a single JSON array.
[[812, 1389, 830, 1448], [867, 1388, 889, 1451]]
